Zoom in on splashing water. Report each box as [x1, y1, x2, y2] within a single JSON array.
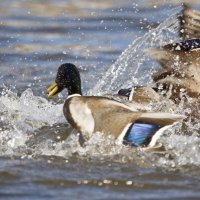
[[90, 8, 181, 95], [0, 87, 199, 169], [0, 88, 65, 156], [0, 7, 200, 170], [0, 88, 151, 167]]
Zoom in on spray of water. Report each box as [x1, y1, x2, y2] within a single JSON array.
[[90, 9, 181, 95], [0, 7, 199, 169]]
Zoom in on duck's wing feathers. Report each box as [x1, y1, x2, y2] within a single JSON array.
[[85, 97, 184, 146], [139, 112, 184, 126], [147, 39, 200, 67], [146, 38, 200, 98], [147, 4, 200, 66], [180, 4, 200, 40], [124, 112, 184, 148], [86, 97, 141, 138]]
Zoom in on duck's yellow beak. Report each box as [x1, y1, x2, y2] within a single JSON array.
[[47, 82, 59, 98]]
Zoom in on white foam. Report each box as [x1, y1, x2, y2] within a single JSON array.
[[0, 88, 65, 131], [0, 88, 199, 168], [0, 88, 65, 156], [157, 132, 200, 168], [0, 9, 199, 170]]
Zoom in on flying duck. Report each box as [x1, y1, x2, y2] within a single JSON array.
[[147, 38, 200, 101], [119, 5, 200, 103], [47, 63, 184, 149], [146, 4, 200, 101]]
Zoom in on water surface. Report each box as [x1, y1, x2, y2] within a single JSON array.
[[0, 0, 200, 199]]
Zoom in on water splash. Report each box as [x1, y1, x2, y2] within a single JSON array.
[[0, 88, 65, 156], [0, 88, 199, 169], [0, 88, 65, 130], [90, 8, 181, 95], [0, 7, 200, 170]]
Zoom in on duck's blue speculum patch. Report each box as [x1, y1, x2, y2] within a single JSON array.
[[123, 122, 161, 147]]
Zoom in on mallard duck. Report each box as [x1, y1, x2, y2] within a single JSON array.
[[119, 5, 200, 103], [119, 39, 200, 104], [118, 86, 160, 104], [148, 5, 200, 101], [47, 63, 184, 149], [147, 38, 200, 101]]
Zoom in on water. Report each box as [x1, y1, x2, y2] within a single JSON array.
[[0, 0, 200, 199]]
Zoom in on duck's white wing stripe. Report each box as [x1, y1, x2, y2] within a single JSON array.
[[148, 122, 178, 147]]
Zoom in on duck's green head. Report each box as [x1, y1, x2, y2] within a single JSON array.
[[47, 63, 82, 98]]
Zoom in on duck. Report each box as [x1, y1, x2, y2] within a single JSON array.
[[147, 38, 200, 101], [119, 38, 200, 110], [118, 86, 160, 105], [119, 5, 200, 103], [47, 63, 184, 150]]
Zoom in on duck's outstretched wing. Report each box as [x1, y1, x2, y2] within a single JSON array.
[[180, 4, 200, 40], [117, 5, 200, 102], [146, 39, 200, 99], [146, 38, 200, 68], [146, 4, 200, 66]]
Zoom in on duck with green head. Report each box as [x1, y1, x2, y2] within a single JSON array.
[[47, 63, 184, 149]]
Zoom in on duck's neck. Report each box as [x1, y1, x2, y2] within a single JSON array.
[[67, 84, 82, 99], [67, 84, 82, 96]]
